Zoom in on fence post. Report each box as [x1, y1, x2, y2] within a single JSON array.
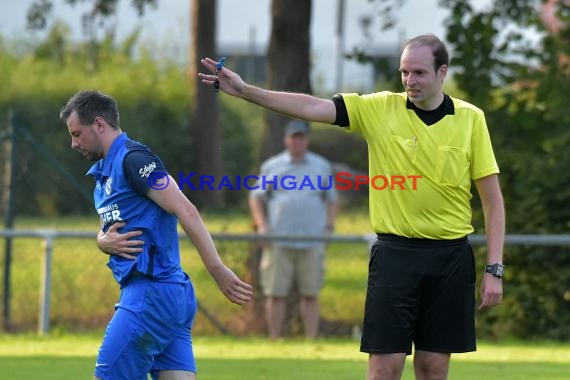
[[2, 110, 16, 331], [38, 233, 53, 335]]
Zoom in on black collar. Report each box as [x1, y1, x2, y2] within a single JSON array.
[[406, 94, 455, 126]]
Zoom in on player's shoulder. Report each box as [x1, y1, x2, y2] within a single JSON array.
[[125, 138, 152, 153], [122, 138, 164, 173], [123, 138, 164, 164]]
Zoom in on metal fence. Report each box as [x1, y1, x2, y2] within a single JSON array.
[[1, 229, 570, 336]]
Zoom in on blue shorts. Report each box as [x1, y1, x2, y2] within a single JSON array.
[[95, 275, 198, 380]]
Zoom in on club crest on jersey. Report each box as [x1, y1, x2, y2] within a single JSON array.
[[139, 162, 157, 178], [105, 177, 113, 196]]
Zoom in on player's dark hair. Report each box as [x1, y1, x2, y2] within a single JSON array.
[[60, 90, 120, 129], [403, 34, 449, 72]]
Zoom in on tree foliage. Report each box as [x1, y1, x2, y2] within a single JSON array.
[[0, 24, 255, 216], [27, 0, 157, 33], [26, 0, 231, 209]]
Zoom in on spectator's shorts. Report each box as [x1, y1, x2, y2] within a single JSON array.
[[360, 234, 476, 355], [260, 245, 325, 297]]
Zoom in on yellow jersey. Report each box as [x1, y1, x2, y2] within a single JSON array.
[[341, 91, 499, 239]]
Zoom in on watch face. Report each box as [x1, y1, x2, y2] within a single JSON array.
[[486, 264, 504, 277]]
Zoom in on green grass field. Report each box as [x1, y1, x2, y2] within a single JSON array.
[[0, 334, 568, 379]]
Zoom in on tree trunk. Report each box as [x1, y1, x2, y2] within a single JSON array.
[[261, 0, 312, 160], [248, 0, 313, 337], [188, 0, 224, 209]]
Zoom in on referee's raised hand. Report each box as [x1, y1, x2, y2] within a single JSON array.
[[198, 57, 247, 98]]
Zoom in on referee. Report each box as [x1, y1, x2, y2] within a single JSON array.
[[199, 33, 505, 380]]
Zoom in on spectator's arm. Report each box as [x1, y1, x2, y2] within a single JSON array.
[[249, 195, 269, 233], [325, 200, 338, 232]]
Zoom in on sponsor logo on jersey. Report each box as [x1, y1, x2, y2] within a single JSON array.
[[105, 177, 113, 195], [139, 162, 157, 178]]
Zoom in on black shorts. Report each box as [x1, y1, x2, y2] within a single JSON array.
[[360, 234, 476, 355]]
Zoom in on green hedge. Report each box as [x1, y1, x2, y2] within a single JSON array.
[[0, 32, 261, 215]]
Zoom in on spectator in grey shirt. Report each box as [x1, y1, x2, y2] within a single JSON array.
[[250, 120, 338, 339]]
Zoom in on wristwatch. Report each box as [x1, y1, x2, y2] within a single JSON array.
[[485, 263, 505, 278]]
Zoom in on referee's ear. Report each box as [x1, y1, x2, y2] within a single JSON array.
[[438, 64, 448, 82]]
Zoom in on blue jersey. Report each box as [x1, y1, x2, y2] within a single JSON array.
[[87, 133, 187, 286]]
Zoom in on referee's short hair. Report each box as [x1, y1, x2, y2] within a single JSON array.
[[403, 34, 449, 72]]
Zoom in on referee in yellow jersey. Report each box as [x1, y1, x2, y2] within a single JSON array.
[[199, 33, 505, 380]]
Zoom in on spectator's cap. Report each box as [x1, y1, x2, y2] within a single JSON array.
[[284, 120, 309, 136]]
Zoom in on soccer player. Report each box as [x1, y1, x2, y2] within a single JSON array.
[[198, 34, 505, 380], [61, 90, 253, 380]]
